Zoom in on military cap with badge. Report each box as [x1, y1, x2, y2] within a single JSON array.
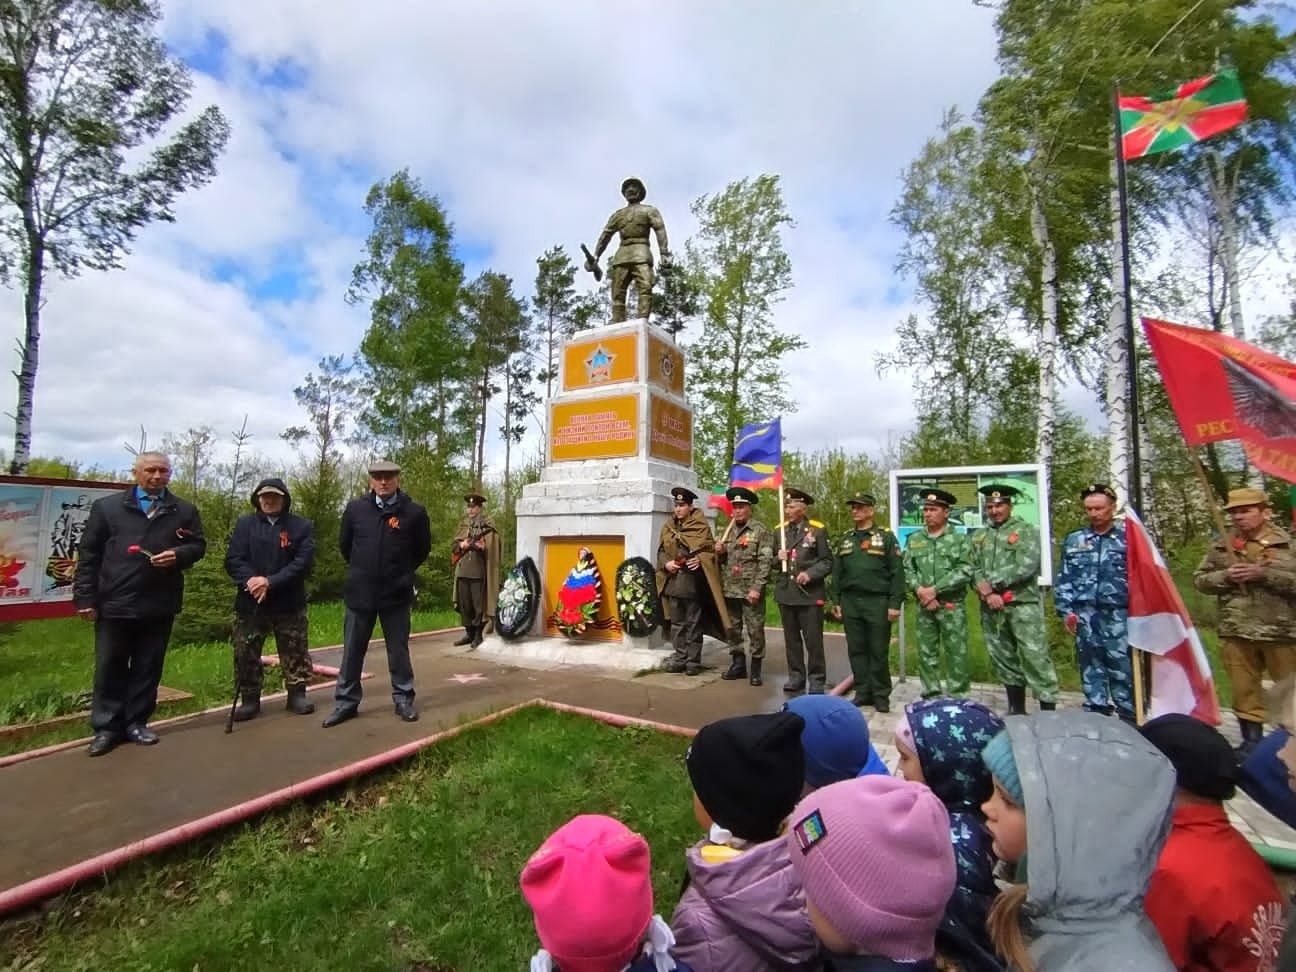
[[1080, 483, 1117, 501], [671, 486, 698, 505], [784, 487, 814, 505], [918, 488, 958, 508], [726, 486, 759, 506], [978, 483, 1020, 503]]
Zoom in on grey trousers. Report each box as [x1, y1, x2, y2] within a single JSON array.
[[333, 605, 414, 708]]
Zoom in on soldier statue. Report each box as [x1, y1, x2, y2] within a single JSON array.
[[584, 177, 670, 323]]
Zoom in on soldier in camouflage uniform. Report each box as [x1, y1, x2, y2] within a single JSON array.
[[970, 483, 1059, 716], [1194, 487, 1296, 756], [1053, 483, 1133, 720], [224, 478, 317, 721], [831, 491, 904, 712], [716, 486, 775, 686], [776, 488, 834, 694], [902, 488, 973, 698]]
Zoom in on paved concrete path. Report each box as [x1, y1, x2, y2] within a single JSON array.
[[1, 628, 1291, 907]]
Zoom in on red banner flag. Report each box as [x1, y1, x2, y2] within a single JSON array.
[[1124, 510, 1221, 725], [1142, 317, 1296, 483]]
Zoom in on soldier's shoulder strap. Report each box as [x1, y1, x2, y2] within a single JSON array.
[[809, 518, 826, 529]]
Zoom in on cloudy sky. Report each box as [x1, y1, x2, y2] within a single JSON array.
[[0, 1, 1288, 479]]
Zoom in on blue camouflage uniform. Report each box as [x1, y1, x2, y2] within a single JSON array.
[[1053, 520, 1133, 718]]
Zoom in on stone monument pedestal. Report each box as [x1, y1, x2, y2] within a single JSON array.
[[488, 317, 697, 671]]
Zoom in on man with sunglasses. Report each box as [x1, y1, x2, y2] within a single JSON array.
[[322, 460, 432, 727]]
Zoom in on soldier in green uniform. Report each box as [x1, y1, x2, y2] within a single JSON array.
[[716, 486, 775, 686], [830, 491, 904, 712], [970, 483, 1059, 715], [775, 487, 833, 694], [903, 487, 973, 698]]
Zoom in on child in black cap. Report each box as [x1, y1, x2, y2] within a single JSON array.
[[670, 710, 820, 970], [1140, 713, 1286, 972]]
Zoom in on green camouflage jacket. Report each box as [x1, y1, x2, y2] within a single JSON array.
[[1194, 524, 1296, 641], [903, 527, 973, 601], [717, 519, 774, 599], [970, 515, 1041, 605]]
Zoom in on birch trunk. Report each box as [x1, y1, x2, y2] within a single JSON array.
[[1106, 157, 1131, 502], [1029, 158, 1058, 505], [1207, 152, 1246, 339]]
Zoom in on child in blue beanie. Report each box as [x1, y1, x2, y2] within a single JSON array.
[[786, 694, 888, 793]]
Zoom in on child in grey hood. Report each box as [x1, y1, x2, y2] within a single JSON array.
[[979, 711, 1177, 972]]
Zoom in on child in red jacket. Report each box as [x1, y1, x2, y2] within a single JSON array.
[[1140, 714, 1287, 972]]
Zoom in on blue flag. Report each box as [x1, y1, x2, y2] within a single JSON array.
[[729, 419, 783, 490]]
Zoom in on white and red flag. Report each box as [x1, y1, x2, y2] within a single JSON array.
[[1124, 509, 1221, 725]]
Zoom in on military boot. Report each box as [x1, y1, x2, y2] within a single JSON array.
[[232, 690, 261, 723], [286, 683, 315, 716], [1236, 719, 1265, 760], [721, 655, 747, 680], [453, 628, 474, 647], [470, 625, 484, 648], [1004, 684, 1027, 716], [749, 658, 763, 687]]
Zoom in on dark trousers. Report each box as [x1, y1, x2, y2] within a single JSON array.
[[669, 596, 704, 664], [90, 616, 175, 733], [334, 605, 414, 709], [456, 577, 485, 627], [780, 603, 825, 689], [842, 597, 892, 704]]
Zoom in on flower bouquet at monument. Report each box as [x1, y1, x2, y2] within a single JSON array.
[[551, 547, 602, 638], [614, 556, 664, 637]]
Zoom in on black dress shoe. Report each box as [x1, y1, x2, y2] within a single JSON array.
[[663, 659, 687, 674], [125, 725, 159, 745], [322, 706, 358, 728], [851, 694, 872, 708], [873, 701, 891, 714], [685, 664, 703, 676], [783, 679, 806, 694], [394, 701, 419, 722], [88, 732, 119, 757]]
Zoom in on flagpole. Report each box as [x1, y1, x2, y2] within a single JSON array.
[[1113, 84, 1144, 515], [778, 483, 788, 573]]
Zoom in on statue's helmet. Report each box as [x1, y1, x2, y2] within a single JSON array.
[[621, 177, 646, 199]]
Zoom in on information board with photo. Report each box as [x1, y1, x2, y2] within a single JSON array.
[[889, 464, 1052, 586], [0, 477, 129, 619]]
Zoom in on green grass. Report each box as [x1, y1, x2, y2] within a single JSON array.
[[0, 603, 460, 756], [0, 707, 698, 972]]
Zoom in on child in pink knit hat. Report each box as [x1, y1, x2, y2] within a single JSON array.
[[785, 775, 956, 970], [520, 814, 693, 972]]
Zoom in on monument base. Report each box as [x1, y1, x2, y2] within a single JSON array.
[[470, 632, 671, 672]]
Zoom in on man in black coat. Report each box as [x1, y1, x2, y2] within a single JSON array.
[[322, 459, 432, 727], [224, 477, 317, 722], [73, 452, 207, 756]]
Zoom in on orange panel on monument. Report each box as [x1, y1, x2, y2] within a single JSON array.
[[549, 394, 640, 462], [562, 333, 639, 391], [648, 394, 692, 465], [543, 537, 625, 642], [647, 334, 685, 395]]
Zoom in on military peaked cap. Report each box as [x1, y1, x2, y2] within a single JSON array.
[[978, 483, 1020, 502], [919, 488, 957, 508], [784, 487, 814, 505], [726, 486, 758, 505], [1080, 483, 1117, 501], [671, 486, 698, 504], [845, 491, 877, 507]]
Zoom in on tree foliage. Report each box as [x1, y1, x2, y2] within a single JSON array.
[[685, 174, 804, 486], [0, 0, 230, 472]]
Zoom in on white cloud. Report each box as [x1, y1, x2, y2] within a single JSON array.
[[10, 0, 1287, 488]]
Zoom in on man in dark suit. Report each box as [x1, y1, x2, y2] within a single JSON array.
[[74, 452, 207, 756], [322, 460, 432, 727]]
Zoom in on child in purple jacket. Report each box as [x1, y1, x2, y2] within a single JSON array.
[[670, 711, 820, 972]]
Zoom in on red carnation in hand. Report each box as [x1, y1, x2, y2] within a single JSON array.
[[127, 544, 154, 557], [1002, 590, 1015, 604]]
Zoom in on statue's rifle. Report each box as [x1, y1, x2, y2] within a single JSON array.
[[580, 243, 604, 282]]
